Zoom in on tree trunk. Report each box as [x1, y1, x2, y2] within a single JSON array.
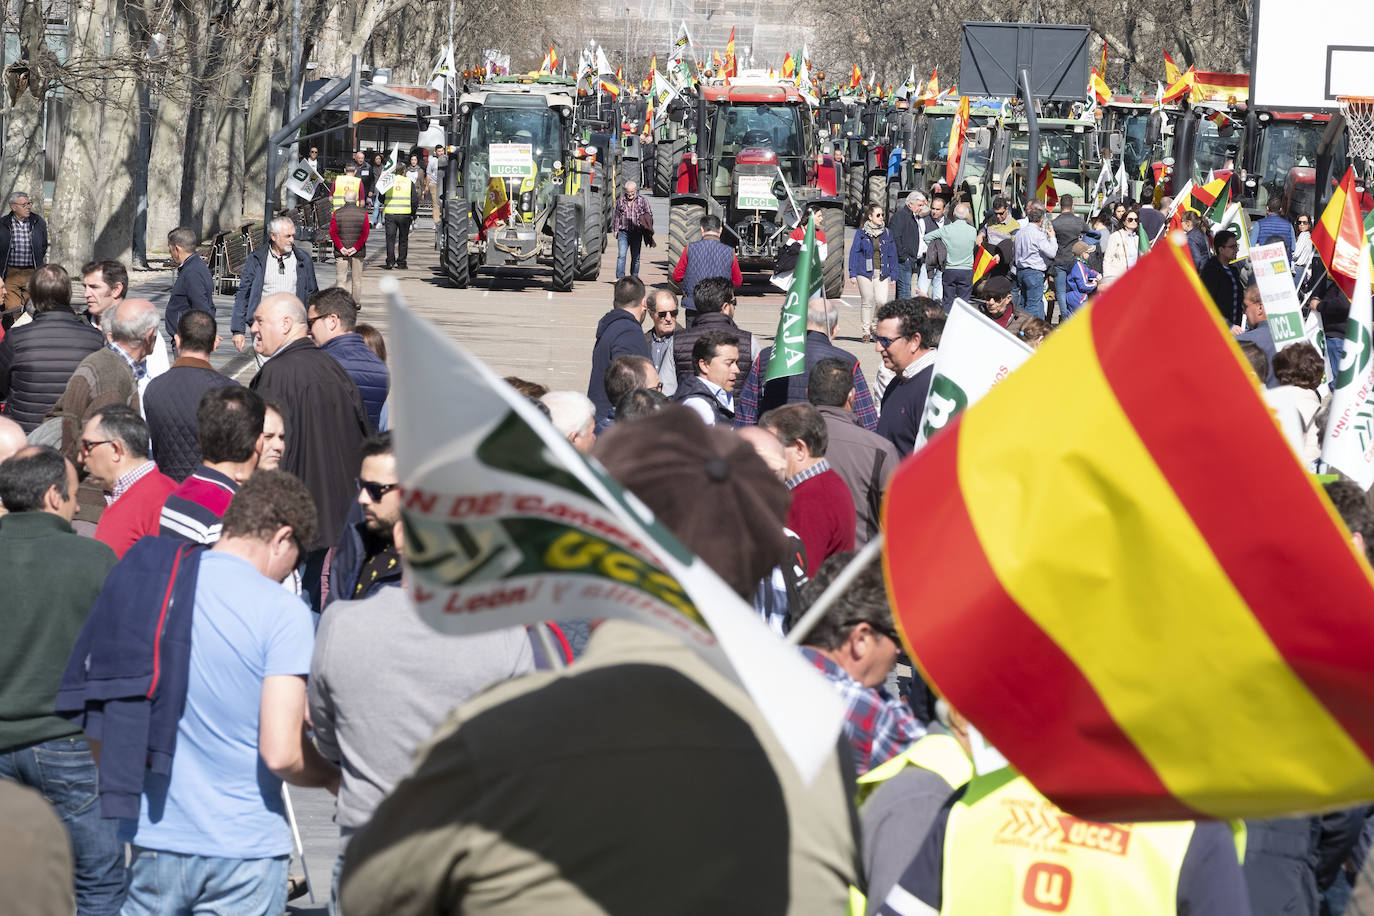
[[0, 0, 48, 209], [243, 33, 278, 221]]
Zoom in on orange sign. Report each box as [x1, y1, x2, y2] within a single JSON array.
[[1022, 862, 1073, 913]]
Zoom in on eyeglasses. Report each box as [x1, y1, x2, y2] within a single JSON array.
[[80, 439, 113, 455], [846, 618, 900, 644], [874, 334, 907, 350], [1297, 219, 1310, 225], [14, 201, 31, 208], [306, 314, 325, 329], [655, 309, 679, 318], [356, 478, 400, 501]]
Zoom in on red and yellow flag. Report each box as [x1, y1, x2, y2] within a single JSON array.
[[482, 177, 511, 230], [1099, 41, 1107, 78], [945, 95, 969, 186], [850, 64, 862, 90], [1193, 71, 1249, 104], [972, 246, 1000, 287], [1036, 163, 1058, 208], [1314, 168, 1374, 299], [725, 27, 737, 77], [1192, 175, 1231, 223], [1089, 69, 1111, 106], [549, 45, 559, 72], [884, 240, 1374, 822], [1163, 49, 1181, 85], [1161, 65, 1195, 103], [782, 52, 795, 79]]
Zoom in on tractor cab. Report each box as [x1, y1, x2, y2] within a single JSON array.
[[1241, 110, 1346, 218], [991, 114, 1100, 215]]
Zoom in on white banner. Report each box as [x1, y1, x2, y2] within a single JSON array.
[[915, 298, 1035, 449], [386, 293, 846, 783], [737, 175, 777, 211], [1250, 242, 1307, 348], [490, 143, 534, 179], [284, 159, 322, 201], [1321, 245, 1374, 488], [374, 141, 404, 195]]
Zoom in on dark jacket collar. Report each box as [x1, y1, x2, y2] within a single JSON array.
[[0, 511, 74, 537]]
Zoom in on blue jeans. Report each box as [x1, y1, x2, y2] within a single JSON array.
[[896, 258, 917, 299], [370, 195, 382, 226], [942, 269, 972, 311], [0, 736, 125, 915], [920, 265, 943, 303], [1052, 265, 1072, 321], [121, 847, 288, 916], [1329, 336, 1347, 380], [617, 229, 643, 278], [1018, 267, 1047, 320]]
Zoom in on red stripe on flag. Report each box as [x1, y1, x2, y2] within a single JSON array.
[[1090, 249, 1374, 763], [884, 425, 1193, 821]]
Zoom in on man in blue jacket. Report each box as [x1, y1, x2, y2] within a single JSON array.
[[230, 216, 319, 354], [308, 287, 389, 431], [164, 226, 216, 339], [586, 276, 651, 428], [1253, 197, 1297, 260]]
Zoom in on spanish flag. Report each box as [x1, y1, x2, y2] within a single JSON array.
[[1161, 65, 1194, 104], [481, 176, 511, 231], [549, 45, 559, 72], [972, 246, 1000, 287], [782, 52, 795, 79], [725, 27, 737, 77], [1163, 49, 1181, 85], [1089, 68, 1111, 106], [945, 95, 969, 187], [850, 64, 862, 90], [884, 241, 1374, 822], [1314, 167, 1374, 299], [1035, 163, 1058, 208]]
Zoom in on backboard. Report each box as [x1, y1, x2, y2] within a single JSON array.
[[1251, 0, 1374, 111], [958, 22, 1090, 103]]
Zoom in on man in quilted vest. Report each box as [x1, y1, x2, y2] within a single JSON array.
[[308, 287, 389, 432], [671, 214, 742, 323]]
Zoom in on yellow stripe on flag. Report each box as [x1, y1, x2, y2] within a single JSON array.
[[956, 312, 1374, 817]]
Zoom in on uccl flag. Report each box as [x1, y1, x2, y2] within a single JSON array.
[[884, 241, 1374, 821], [914, 298, 1034, 450], [764, 212, 820, 382], [1322, 242, 1374, 489], [384, 287, 845, 783]]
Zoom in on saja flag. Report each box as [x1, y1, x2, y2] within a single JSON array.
[[384, 287, 846, 783], [1322, 241, 1374, 488], [764, 213, 820, 382], [884, 240, 1374, 821], [914, 298, 1034, 449], [373, 141, 404, 195]]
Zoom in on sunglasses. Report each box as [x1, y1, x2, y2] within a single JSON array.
[[1124, 218, 1139, 224], [655, 309, 679, 318], [875, 334, 907, 349], [357, 478, 400, 501], [80, 438, 114, 455], [846, 618, 900, 643]]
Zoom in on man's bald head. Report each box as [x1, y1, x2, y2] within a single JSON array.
[[0, 416, 27, 463], [252, 293, 308, 357], [735, 426, 787, 481]]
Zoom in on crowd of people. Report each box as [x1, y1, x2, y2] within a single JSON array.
[[0, 164, 1371, 916]]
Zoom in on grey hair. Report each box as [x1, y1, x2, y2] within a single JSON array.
[[108, 300, 159, 343], [7, 191, 30, 205], [906, 191, 927, 205], [269, 216, 297, 237], [1025, 201, 1045, 222], [807, 298, 839, 334], [953, 203, 972, 221], [343, 187, 358, 202], [540, 390, 595, 440]]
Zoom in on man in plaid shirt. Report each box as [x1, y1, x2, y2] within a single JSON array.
[[791, 551, 923, 776], [613, 181, 654, 279]]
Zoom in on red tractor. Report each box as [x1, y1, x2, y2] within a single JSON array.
[[665, 77, 846, 297]]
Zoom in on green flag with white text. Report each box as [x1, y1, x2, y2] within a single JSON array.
[[764, 213, 819, 382]]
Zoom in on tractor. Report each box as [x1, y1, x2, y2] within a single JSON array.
[[440, 74, 605, 292], [651, 91, 696, 196], [666, 74, 847, 297], [821, 96, 891, 225], [978, 110, 1101, 216]]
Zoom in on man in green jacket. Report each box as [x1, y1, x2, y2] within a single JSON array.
[[0, 445, 124, 913]]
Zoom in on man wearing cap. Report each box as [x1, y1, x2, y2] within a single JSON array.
[[976, 276, 1030, 336], [338, 407, 858, 916]]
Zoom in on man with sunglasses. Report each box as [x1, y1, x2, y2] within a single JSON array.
[[790, 551, 922, 777], [644, 289, 679, 397], [873, 300, 943, 457], [231, 216, 320, 354], [328, 433, 402, 605]]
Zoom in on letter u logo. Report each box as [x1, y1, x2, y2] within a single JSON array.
[[1021, 862, 1072, 913]]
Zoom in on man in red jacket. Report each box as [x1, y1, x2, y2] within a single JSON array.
[[758, 402, 855, 576], [80, 404, 176, 556]]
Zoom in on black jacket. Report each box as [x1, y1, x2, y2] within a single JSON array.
[[0, 306, 105, 431], [586, 308, 652, 425], [250, 337, 369, 550], [1200, 256, 1244, 326], [143, 357, 241, 482], [672, 311, 751, 396], [0, 212, 48, 278], [877, 362, 935, 457], [230, 244, 320, 336], [673, 375, 735, 425], [164, 253, 217, 339]]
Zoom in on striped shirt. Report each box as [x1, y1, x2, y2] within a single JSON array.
[[159, 465, 238, 544], [7, 217, 34, 268]]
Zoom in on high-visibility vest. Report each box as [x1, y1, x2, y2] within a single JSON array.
[[384, 175, 413, 216], [940, 769, 1193, 915], [332, 175, 362, 210]]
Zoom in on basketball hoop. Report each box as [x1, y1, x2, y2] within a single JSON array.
[[1338, 95, 1374, 160]]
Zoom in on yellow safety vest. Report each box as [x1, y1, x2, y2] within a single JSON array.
[[384, 175, 413, 215], [332, 175, 362, 210], [941, 769, 1193, 915]]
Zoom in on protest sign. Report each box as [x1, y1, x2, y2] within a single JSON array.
[[1250, 242, 1306, 348], [285, 160, 322, 201]]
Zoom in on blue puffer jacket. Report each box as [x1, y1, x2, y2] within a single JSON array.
[[321, 332, 390, 432], [586, 307, 651, 425], [848, 226, 898, 281]]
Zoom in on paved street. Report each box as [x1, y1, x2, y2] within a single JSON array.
[[123, 191, 867, 911]]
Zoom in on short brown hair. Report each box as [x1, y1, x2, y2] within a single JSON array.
[[759, 403, 828, 458], [793, 551, 893, 649], [356, 324, 387, 362], [220, 470, 317, 551], [1273, 342, 1325, 390], [29, 264, 71, 312], [80, 259, 128, 298]]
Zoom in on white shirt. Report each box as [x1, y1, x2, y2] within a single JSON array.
[[260, 248, 297, 300], [682, 378, 733, 426]]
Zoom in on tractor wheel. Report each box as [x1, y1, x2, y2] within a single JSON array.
[[817, 206, 846, 299], [868, 173, 889, 218], [576, 196, 602, 280], [666, 199, 706, 293], [442, 201, 471, 289], [654, 138, 683, 196], [551, 196, 578, 292], [845, 167, 864, 226]]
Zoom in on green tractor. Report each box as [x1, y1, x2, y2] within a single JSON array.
[[980, 112, 1102, 216], [440, 75, 604, 292]]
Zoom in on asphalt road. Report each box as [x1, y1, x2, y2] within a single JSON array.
[[123, 190, 871, 910]]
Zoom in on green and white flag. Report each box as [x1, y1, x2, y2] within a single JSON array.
[[1322, 240, 1374, 489], [383, 283, 846, 783], [914, 297, 1034, 449], [374, 141, 404, 195], [764, 213, 821, 382]]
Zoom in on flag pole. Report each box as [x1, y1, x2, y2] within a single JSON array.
[[785, 535, 884, 646]]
